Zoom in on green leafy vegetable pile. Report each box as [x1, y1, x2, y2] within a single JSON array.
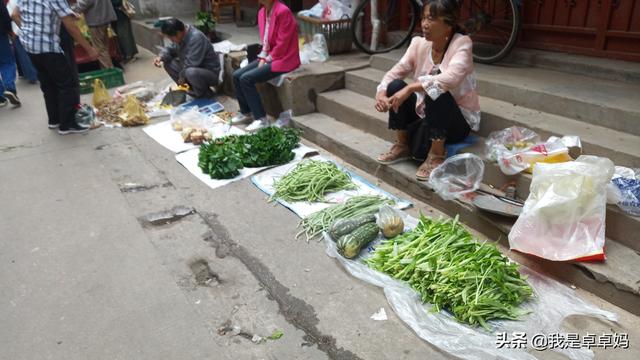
[[198, 127, 301, 179], [366, 215, 533, 329], [271, 159, 357, 203]]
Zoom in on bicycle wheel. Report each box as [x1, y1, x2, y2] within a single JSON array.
[[461, 0, 520, 64], [351, 0, 420, 55]]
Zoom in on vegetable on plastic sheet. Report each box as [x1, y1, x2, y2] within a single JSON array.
[[497, 136, 581, 176], [509, 155, 614, 262], [428, 153, 484, 201], [270, 159, 357, 202], [324, 216, 618, 360], [485, 126, 540, 162]]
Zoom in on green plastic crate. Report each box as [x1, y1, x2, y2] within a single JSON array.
[[78, 68, 125, 94]]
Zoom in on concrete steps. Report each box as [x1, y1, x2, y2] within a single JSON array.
[[316, 88, 640, 251], [292, 112, 640, 316], [345, 67, 640, 168], [369, 52, 640, 137]]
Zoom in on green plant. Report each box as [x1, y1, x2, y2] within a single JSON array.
[[195, 11, 216, 34]]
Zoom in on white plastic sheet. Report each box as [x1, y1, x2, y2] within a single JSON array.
[[325, 215, 617, 360]]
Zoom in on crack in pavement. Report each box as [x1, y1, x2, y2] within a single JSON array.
[[200, 212, 363, 360], [119, 181, 173, 193]]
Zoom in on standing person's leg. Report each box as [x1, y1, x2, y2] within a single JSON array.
[[112, 10, 138, 61], [89, 25, 113, 68], [237, 62, 284, 128], [182, 67, 218, 98], [415, 92, 470, 180], [29, 53, 62, 128], [377, 79, 418, 164], [60, 26, 79, 85], [31, 53, 85, 133], [14, 38, 38, 83], [0, 34, 20, 106]]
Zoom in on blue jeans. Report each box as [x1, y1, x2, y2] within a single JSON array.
[[0, 34, 17, 97], [13, 37, 38, 82], [233, 60, 283, 120]]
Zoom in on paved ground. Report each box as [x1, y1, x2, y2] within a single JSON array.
[[1, 47, 639, 360]]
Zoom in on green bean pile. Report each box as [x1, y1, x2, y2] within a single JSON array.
[[366, 215, 533, 329], [271, 160, 357, 203], [297, 195, 394, 242]]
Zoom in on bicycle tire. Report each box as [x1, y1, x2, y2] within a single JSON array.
[[351, 0, 420, 55], [466, 0, 521, 64]]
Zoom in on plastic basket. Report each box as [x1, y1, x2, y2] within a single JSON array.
[[297, 14, 352, 54], [78, 68, 125, 94]]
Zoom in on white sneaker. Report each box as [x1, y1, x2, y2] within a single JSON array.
[[246, 119, 269, 132], [230, 113, 253, 125]]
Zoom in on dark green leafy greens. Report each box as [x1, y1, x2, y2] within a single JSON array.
[[198, 127, 301, 179]]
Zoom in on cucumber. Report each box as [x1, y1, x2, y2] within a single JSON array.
[[329, 214, 376, 241], [337, 223, 380, 259]]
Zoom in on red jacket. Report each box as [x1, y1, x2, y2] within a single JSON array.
[[258, 1, 300, 73]]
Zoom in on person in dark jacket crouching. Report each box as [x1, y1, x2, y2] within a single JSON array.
[[154, 18, 220, 99]]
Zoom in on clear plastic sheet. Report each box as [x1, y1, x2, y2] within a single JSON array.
[[324, 217, 617, 360]]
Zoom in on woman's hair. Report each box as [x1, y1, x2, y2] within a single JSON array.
[[160, 18, 186, 36], [423, 0, 465, 34]]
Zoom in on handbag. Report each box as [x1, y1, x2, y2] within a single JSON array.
[[122, 0, 136, 18]]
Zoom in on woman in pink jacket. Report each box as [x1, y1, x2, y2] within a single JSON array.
[[375, 0, 480, 181], [231, 0, 301, 131]]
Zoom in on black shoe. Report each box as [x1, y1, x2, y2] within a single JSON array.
[[58, 124, 90, 135], [48, 123, 60, 129], [3, 91, 21, 107], [0, 97, 7, 107]]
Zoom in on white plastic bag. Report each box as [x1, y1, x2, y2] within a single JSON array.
[[300, 34, 329, 64], [509, 155, 614, 262], [428, 153, 485, 201], [320, 0, 352, 20], [609, 166, 640, 216], [485, 126, 540, 162]]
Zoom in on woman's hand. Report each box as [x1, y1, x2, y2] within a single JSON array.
[[258, 59, 266, 68], [375, 91, 390, 113], [388, 87, 411, 113]]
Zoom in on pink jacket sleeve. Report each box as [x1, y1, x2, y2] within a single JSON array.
[[377, 37, 419, 94]]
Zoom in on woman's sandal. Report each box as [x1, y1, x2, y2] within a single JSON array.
[[377, 142, 411, 164], [415, 153, 446, 181]]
